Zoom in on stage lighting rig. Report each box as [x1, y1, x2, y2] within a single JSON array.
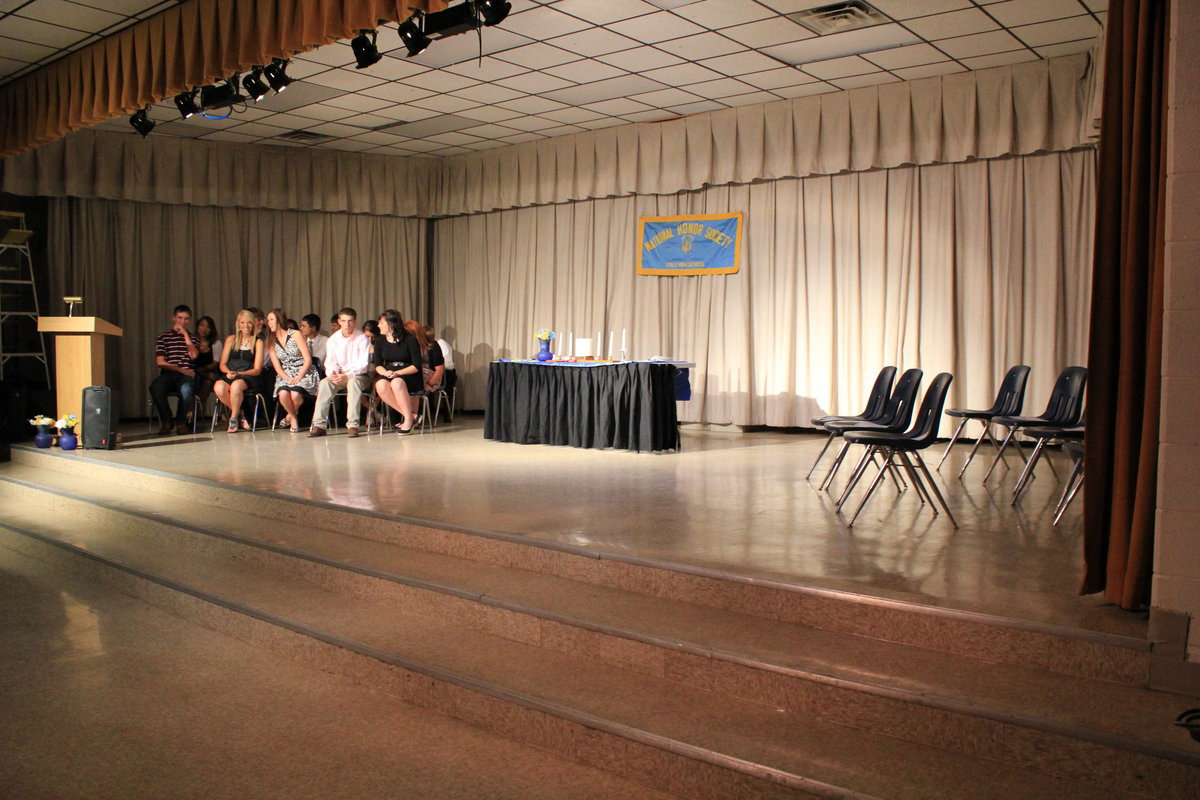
[[173, 89, 200, 119], [199, 75, 246, 119], [351, 29, 383, 69], [397, 14, 432, 57], [262, 58, 293, 92], [422, 0, 511, 39], [242, 68, 271, 102], [129, 107, 155, 137]]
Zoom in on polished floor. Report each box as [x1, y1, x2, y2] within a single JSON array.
[[67, 414, 1142, 639]]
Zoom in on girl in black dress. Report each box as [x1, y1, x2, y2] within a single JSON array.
[[193, 316, 221, 414], [213, 309, 264, 432], [373, 309, 422, 434]]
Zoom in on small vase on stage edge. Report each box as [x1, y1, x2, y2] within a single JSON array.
[[58, 427, 78, 451], [536, 339, 553, 362], [33, 425, 54, 449]]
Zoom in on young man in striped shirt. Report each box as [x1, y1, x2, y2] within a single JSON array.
[[149, 304, 199, 435]]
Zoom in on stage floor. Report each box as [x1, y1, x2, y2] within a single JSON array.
[[68, 415, 1142, 639]]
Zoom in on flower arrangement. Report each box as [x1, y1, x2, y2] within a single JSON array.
[[536, 329, 556, 341], [56, 414, 80, 431], [28, 415, 55, 428]]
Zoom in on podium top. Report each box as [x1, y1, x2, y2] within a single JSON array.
[[37, 316, 123, 336]]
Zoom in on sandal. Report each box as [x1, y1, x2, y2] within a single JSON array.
[[227, 417, 239, 433], [288, 416, 300, 434], [241, 418, 252, 431]]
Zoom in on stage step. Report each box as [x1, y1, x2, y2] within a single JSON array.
[[3, 449, 1198, 799]]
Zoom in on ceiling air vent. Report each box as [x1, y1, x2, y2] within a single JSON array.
[[277, 130, 331, 143], [788, 1, 886, 36]]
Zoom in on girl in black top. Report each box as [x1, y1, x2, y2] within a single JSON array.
[[193, 316, 221, 413], [373, 309, 422, 434], [214, 309, 264, 432]]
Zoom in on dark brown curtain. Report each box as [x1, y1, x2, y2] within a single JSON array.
[[1081, 0, 1168, 609], [0, 0, 447, 159]]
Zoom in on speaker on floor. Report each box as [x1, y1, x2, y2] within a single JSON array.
[[82, 385, 116, 450]]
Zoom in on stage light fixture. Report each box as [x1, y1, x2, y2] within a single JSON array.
[[474, 0, 511, 26], [351, 29, 383, 69], [129, 107, 155, 137], [397, 16, 432, 58], [173, 89, 199, 119], [200, 75, 246, 117], [242, 68, 271, 102], [263, 58, 293, 92]]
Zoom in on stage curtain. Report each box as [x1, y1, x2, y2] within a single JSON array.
[[1081, 0, 1167, 609], [433, 149, 1094, 426], [1, 129, 435, 217], [0, 0, 447, 158], [47, 197, 426, 417], [433, 54, 1095, 217]]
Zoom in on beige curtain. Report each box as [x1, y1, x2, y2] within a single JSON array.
[[434, 54, 1094, 217], [434, 149, 1094, 426], [49, 197, 426, 416]]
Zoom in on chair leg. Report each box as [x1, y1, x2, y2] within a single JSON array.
[[806, 432, 837, 479], [1011, 438, 1049, 503], [895, 451, 933, 512], [911, 451, 958, 527], [1053, 463, 1085, 525], [847, 447, 894, 526], [820, 440, 852, 492], [936, 418, 969, 470], [982, 425, 1018, 482], [835, 446, 877, 510]]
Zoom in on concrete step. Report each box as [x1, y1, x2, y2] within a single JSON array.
[[4, 452, 1199, 799]]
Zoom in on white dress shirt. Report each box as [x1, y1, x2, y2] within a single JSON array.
[[324, 329, 370, 376]]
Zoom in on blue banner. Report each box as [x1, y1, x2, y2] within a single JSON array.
[[636, 212, 743, 276]]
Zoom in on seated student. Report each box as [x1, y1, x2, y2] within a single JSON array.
[[405, 319, 444, 393], [374, 310, 422, 434], [267, 308, 319, 433], [424, 324, 455, 394], [148, 304, 199, 435], [213, 309, 265, 432], [300, 314, 328, 377], [360, 319, 381, 426], [309, 307, 372, 438], [193, 316, 223, 415]]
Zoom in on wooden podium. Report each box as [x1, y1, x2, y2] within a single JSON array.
[[37, 316, 123, 435]]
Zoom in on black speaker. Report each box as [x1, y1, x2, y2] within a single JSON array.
[[82, 385, 116, 449]]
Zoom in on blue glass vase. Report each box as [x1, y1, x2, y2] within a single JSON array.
[[33, 426, 54, 448], [536, 339, 553, 362], [58, 428, 78, 451]]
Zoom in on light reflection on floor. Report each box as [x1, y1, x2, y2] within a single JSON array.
[[71, 416, 1143, 638]]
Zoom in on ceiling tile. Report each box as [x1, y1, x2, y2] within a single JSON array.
[[403, 27, 534, 69], [629, 86, 704, 107], [285, 103, 358, 122], [299, 43, 356, 68], [735, 66, 817, 90], [303, 121, 369, 137], [538, 106, 608, 124], [424, 130, 485, 146], [302, 68, 387, 93], [322, 93, 396, 113], [867, 0, 973, 19], [500, 131, 547, 144], [351, 112, 419, 128], [762, 24, 921, 65], [581, 97, 656, 115], [344, 130, 410, 146], [348, 56, 431, 82], [697, 50, 785, 76], [358, 82, 438, 104], [280, 59, 334, 81], [0, 14, 88, 48], [408, 93, 485, 114], [640, 62, 725, 86], [379, 114, 480, 138], [666, 99, 727, 115], [550, 28, 641, 57], [831, 71, 900, 90], [607, 12, 707, 44], [771, 82, 837, 99], [575, 116, 625, 130], [902, 8, 1000, 40], [1013, 15, 1101, 47], [198, 130, 260, 144], [442, 57, 529, 81], [16, 0, 125, 34], [958, 50, 1040, 70], [403, 69, 482, 93], [542, 74, 667, 105], [551, 0, 659, 25], [680, 0, 776, 29], [501, 5, 594, 39], [594, 46, 682, 71], [492, 42, 582, 69], [987, 0, 1090, 27], [684, 77, 762, 99], [720, 90, 784, 107], [462, 139, 509, 151], [801, 55, 879, 80], [495, 95, 570, 114], [71, 0, 164, 14], [719, 17, 815, 49], [621, 109, 675, 122], [494, 114, 559, 132], [494, 71, 576, 93], [460, 122, 524, 139], [1033, 39, 1097, 58], [0, 36, 56, 63], [936, 30, 1025, 59], [892, 61, 966, 80], [456, 105, 527, 122], [317, 138, 378, 152], [537, 124, 588, 137], [543, 58, 627, 82], [451, 82, 528, 103], [654, 31, 744, 59], [863, 42, 947, 69]]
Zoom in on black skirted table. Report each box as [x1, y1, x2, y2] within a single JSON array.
[[485, 360, 687, 452]]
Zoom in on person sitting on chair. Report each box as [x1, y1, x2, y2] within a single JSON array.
[[299, 313, 328, 378], [193, 315, 222, 416], [267, 308, 319, 433], [213, 309, 264, 432], [405, 319, 444, 393], [149, 304, 199, 435], [374, 310, 422, 435], [310, 307, 371, 438]]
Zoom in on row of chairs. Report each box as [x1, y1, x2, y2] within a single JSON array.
[[808, 364, 1088, 527]]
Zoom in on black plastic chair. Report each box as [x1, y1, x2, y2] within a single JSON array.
[[1010, 424, 1084, 504], [819, 368, 923, 492], [837, 373, 956, 527], [805, 366, 897, 480], [982, 366, 1087, 482], [936, 364, 1030, 476]]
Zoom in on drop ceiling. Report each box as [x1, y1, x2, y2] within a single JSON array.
[[0, 0, 1106, 158]]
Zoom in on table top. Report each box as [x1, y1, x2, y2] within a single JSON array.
[[495, 359, 695, 368]]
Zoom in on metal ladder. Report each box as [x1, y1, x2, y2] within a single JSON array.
[[0, 210, 51, 385]]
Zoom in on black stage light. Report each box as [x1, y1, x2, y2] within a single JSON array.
[[397, 17, 431, 57], [129, 107, 155, 137], [351, 29, 383, 69], [173, 89, 199, 119], [200, 76, 246, 113], [242, 68, 270, 102], [263, 58, 293, 92], [474, 0, 511, 26]]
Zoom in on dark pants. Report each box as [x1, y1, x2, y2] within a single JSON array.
[[149, 371, 196, 424]]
